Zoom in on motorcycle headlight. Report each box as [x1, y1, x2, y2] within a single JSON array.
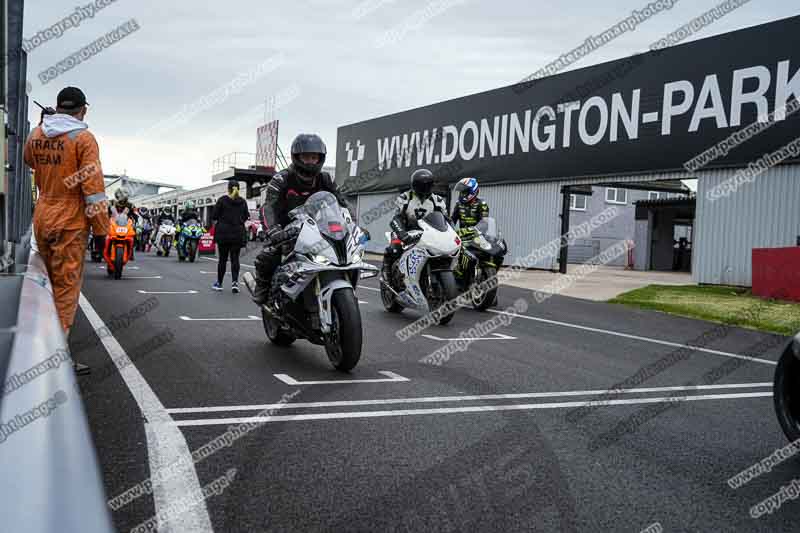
[[312, 254, 331, 265], [475, 236, 491, 250]]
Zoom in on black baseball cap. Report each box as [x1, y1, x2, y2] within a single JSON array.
[[56, 86, 88, 111]]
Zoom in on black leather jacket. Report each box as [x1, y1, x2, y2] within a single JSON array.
[[260, 165, 349, 230]]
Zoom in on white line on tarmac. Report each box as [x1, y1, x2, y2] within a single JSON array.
[[273, 370, 410, 385], [78, 293, 213, 532], [125, 275, 163, 279], [487, 309, 778, 366], [97, 265, 140, 270], [203, 257, 255, 268], [169, 391, 772, 426], [179, 315, 260, 321], [359, 286, 380, 292], [422, 332, 516, 341], [165, 382, 772, 413], [359, 300, 369, 304], [138, 290, 198, 295]]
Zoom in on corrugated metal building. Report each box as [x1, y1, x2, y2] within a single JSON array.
[[694, 166, 800, 287]]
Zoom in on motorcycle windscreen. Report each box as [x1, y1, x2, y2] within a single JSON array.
[[114, 214, 129, 227], [304, 191, 348, 241], [422, 211, 449, 232], [474, 217, 498, 239]]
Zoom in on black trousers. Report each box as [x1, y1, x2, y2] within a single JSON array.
[[217, 243, 242, 284]]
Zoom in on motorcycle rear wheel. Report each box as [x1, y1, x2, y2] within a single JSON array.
[[188, 240, 198, 262], [325, 289, 362, 372]]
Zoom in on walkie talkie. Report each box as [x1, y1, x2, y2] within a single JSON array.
[[33, 100, 56, 116]]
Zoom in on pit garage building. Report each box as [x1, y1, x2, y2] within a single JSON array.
[[336, 15, 800, 288]]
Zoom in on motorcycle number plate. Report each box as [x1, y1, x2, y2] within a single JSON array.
[[116, 227, 128, 234]]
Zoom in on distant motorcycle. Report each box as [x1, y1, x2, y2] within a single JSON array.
[[177, 219, 204, 263], [453, 217, 508, 310], [380, 211, 461, 325], [243, 191, 378, 371], [154, 220, 176, 257], [136, 218, 153, 252], [104, 210, 135, 280], [773, 333, 800, 442]]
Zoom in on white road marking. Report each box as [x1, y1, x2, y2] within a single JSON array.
[[488, 309, 778, 366], [203, 257, 255, 268], [125, 275, 163, 279], [273, 370, 410, 385], [359, 286, 380, 292], [179, 315, 260, 321], [78, 293, 213, 532], [358, 300, 369, 304], [98, 265, 140, 270], [422, 332, 517, 341], [138, 290, 198, 295], [199, 271, 216, 274], [169, 391, 772, 426], [165, 382, 772, 413]]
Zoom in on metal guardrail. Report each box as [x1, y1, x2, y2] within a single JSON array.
[[0, 229, 115, 533], [211, 152, 257, 175]]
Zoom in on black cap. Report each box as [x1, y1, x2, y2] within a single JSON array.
[[227, 180, 240, 192], [57, 86, 88, 111]]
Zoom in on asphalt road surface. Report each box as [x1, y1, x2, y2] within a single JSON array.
[[69, 249, 799, 533]]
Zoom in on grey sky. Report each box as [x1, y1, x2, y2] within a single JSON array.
[[22, 0, 799, 190]]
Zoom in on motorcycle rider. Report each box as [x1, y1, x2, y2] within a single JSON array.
[[177, 200, 202, 258], [252, 133, 350, 307], [108, 188, 139, 259], [137, 206, 153, 251], [152, 207, 176, 251], [179, 200, 201, 226], [381, 168, 449, 282], [451, 177, 489, 230]]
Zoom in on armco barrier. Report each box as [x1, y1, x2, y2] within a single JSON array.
[[0, 229, 115, 533]]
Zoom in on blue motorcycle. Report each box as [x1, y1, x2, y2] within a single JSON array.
[[177, 219, 204, 263]]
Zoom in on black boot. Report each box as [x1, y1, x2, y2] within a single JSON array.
[[381, 253, 394, 283], [252, 278, 270, 306]]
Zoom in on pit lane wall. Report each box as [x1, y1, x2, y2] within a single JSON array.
[[0, 229, 115, 533]]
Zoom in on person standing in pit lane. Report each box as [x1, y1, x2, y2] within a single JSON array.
[[211, 180, 249, 293]]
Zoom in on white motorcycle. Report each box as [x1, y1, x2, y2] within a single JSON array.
[[243, 191, 378, 371], [154, 220, 176, 257], [380, 211, 461, 325]]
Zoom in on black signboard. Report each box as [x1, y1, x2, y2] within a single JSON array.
[[336, 15, 800, 194]]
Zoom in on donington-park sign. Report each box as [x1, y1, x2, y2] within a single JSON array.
[[336, 16, 800, 194]]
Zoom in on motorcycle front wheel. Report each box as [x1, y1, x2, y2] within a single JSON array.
[[471, 266, 498, 311], [114, 244, 124, 280], [188, 240, 198, 262], [428, 270, 458, 325], [774, 339, 800, 442], [325, 289, 363, 372]]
